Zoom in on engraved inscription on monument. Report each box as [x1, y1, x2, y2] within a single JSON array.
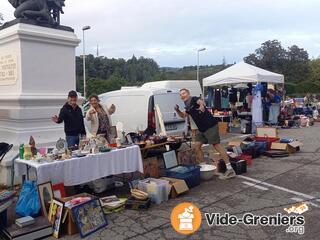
[[0, 54, 18, 85]]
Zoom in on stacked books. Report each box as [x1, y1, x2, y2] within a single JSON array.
[[0, 190, 16, 204], [0, 190, 16, 213], [99, 196, 127, 213], [0, 217, 52, 240], [15, 216, 35, 228]]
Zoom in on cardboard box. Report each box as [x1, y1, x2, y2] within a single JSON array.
[[143, 157, 159, 178], [256, 127, 278, 138], [228, 141, 243, 147], [160, 177, 189, 198], [59, 193, 96, 235], [271, 141, 302, 154]]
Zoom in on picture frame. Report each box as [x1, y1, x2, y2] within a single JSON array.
[[48, 199, 64, 239], [72, 198, 108, 238], [52, 183, 66, 199], [37, 181, 54, 218], [99, 195, 122, 207], [126, 134, 133, 144], [177, 148, 197, 165], [109, 126, 118, 139]]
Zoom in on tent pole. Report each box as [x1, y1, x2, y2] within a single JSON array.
[[202, 85, 205, 100]]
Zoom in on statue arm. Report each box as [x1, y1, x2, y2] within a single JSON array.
[[8, 0, 19, 8]]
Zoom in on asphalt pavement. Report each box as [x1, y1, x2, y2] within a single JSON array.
[[55, 123, 320, 240]]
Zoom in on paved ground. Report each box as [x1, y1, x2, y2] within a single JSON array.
[[54, 124, 320, 240]]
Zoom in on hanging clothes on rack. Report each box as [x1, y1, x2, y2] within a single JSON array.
[[221, 86, 229, 109], [261, 82, 268, 98], [207, 87, 214, 108], [246, 94, 253, 109], [268, 94, 281, 124], [214, 89, 221, 110], [239, 88, 247, 103], [252, 83, 263, 133], [229, 87, 238, 103]]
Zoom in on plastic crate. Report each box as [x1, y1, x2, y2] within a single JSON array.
[[165, 165, 201, 189], [138, 178, 171, 204]]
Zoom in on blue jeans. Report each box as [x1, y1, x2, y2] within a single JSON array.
[[66, 135, 80, 148]]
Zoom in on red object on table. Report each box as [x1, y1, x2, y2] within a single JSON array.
[[253, 137, 280, 150], [109, 143, 117, 148]]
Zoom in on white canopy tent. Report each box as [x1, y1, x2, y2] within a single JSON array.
[[203, 61, 284, 87]]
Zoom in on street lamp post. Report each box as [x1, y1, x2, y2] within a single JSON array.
[[82, 26, 91, 99], [197, 48, 206, 97]]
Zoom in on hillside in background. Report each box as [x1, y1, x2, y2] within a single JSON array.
[[76, 40, 320, 97], [76, 55, 229, 96], [161, 64, 230, 81]]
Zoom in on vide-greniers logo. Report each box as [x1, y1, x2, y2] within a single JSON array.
[[170, 202, 202, 235]]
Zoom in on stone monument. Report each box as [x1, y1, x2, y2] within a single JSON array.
[[0, 0, 80, 185]]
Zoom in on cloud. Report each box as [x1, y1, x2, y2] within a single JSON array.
[[1, 0, 320, 66]]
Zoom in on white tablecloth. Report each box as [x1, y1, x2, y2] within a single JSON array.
[[15, 145, 143, 186]]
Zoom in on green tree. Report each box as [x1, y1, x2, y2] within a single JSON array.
[[244, 40, 314, 93], [244, 40, 287, 73], [309, 58, 320, 83], [86, 74, 126, 97], [76, 54, 162, 97], [284, 45, 310, 83]]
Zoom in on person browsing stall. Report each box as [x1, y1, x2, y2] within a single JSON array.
[[174, 88, 236, 180], [52, 90, 86, 148], [85, 95, 116, 142]]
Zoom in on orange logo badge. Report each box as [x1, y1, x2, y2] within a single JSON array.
[[170, 202, 202, 235]]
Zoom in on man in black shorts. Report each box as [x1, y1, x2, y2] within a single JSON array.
[[174, 88, 236, 179]]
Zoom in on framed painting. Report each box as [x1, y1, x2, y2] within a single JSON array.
[[52, 183, 66, 199], [37, 181, 54, 218], [48, 199, 64, 239], [72, 198, 108, 238]]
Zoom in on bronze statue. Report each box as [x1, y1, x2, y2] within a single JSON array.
[[8, 0, 65, 26]]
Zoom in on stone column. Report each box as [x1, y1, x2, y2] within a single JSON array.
[[0, 23, 80, 185]]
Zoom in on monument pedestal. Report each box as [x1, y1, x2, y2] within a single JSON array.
[[0, 23, 80, 185]]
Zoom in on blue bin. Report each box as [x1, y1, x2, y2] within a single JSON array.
[[165, 165, 201, 189]]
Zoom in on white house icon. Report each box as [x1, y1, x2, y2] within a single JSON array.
[[178, 206, 194, 231]]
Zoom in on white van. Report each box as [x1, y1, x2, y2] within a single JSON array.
[[142, 80, 202, 97], [85, 88, 187, 136]]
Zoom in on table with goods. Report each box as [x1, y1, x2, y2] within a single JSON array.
[[14, 136, 144, 186], [3, 125, 305, 239]]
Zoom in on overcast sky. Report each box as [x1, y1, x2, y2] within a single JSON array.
[[1, 0, 320, 67]]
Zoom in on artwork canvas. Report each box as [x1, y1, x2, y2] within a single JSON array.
[[52, 183, 66, 199], [37, 182, 54, 218], [48, 199, 64, 239], [72, 199, 108, 238]]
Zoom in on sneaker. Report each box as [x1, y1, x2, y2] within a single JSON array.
[[219, 169, 236, 180], [213, 170, 223, 176]]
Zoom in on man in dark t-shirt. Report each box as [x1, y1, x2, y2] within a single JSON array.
[[175, 88, 236, 179], [52, 90, 86, 148]]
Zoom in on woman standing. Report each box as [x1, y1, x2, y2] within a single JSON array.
[[86, 95, 116, 142]]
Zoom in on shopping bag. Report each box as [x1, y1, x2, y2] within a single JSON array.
[[16, 181, 41, 217]]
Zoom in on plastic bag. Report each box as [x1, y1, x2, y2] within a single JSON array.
[[16, 181, 40, 217]]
